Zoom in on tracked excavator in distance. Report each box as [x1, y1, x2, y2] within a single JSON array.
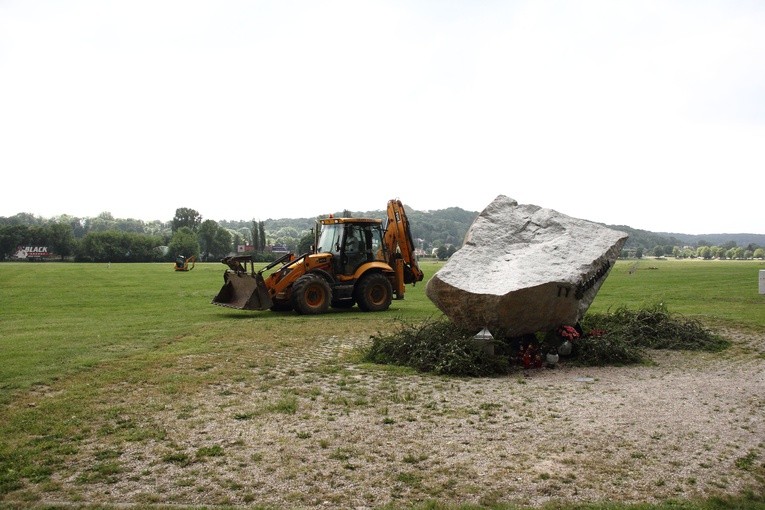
[[211, 199, 424, 315]]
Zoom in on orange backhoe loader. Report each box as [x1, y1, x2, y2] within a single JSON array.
[[211, 199, 423, 314]]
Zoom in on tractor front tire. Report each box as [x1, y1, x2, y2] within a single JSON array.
[[355, 273, 393, 312], [291, 274, 331, 315]]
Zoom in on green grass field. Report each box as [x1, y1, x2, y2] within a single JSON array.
[[590, 259, 765, 331], [1, 259, 764, 509]]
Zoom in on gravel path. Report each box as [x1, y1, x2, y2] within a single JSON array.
[[30, 329, 765, 509]]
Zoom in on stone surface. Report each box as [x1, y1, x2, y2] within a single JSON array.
[[425, 195, 628, 337]]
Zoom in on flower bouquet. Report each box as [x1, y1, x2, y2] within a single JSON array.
[[556, 325, 580, 357]]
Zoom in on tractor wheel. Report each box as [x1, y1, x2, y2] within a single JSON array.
[[354, 273, 392, 312], [291, 274, 331, 315]]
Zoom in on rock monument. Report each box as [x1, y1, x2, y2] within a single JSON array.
[[425, 195, 629, 337]]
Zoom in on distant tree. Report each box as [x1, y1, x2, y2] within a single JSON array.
[[635, 247, 643, 259], [197, 220, 232, 260], [85, 212, 117, 233], [198, 220, 220, 261], [29, 225, 49, 245], [274, 226, 300, 246], [143, 220, 172, 243], [258, 221, 266, 251], [436, 245, 448, 260], [48, 222, 76, 260], [211, 228, 232, 259], [172, 208, 202, 233], [52, 214, 86, 239], [298, 231, 314, 254], [0, 225, 28, 259], [115, 218, 146, 233], [123, 233, 163, 262], [248, 220, 268, 251], [753, 248, 765, 259], [653, 246, 664, 257], [1, 213, 37, 226], [252, 220, 260, 252], [77, 231, 161, 262], [167, 227, 200, 260], [77, 232, 111, 261], [237, 227, 251, 244]]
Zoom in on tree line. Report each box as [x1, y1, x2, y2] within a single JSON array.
[[2, 207, 762, 262], [629, 244, 765, 260], [0, 205, 468, 262], [0, 207, 325, 263], [1, 209, 214, 262]]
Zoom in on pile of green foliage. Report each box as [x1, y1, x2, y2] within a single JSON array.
[[363, 319, 511, 377], [362, 303, 729, 376], [581, 302, 729, 351], [575, 303, 729, 366], [563, 328, 647, 367]]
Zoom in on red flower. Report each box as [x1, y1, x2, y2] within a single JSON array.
[[557, 325, 580, 341]]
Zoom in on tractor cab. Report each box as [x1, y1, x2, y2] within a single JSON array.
[[315, 218, 385, 276]]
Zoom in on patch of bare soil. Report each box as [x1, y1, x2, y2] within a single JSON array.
[[27, 329, 765, 509]]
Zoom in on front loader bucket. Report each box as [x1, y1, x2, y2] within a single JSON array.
[[212, 271, 274, 311]]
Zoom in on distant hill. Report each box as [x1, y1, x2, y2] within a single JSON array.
[[253, 208, 764, 253], [338, 207, 764, 252]]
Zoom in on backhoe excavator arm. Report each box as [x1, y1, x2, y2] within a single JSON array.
[[384, 199, 424, 288]]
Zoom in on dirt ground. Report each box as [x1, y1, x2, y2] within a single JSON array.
[[18, 328, 765, 509]]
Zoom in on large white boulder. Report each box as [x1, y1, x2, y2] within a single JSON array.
[[425, 195, 628, 337]]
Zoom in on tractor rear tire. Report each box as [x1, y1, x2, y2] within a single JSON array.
[[291, 274, 331, 315], [354, 273, 392, 312]]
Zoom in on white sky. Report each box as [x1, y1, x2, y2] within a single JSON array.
[[1, 1, 763, 234]]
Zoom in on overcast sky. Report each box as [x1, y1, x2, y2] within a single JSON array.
[[1, 1, 763, 234]]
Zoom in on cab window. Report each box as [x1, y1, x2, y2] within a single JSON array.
[[317, 224, 342, 254]]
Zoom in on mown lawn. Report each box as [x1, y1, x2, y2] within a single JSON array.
[[0, 259, 763, 509]]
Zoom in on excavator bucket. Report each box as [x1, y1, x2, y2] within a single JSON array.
[[212, 271, 274, 311]]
